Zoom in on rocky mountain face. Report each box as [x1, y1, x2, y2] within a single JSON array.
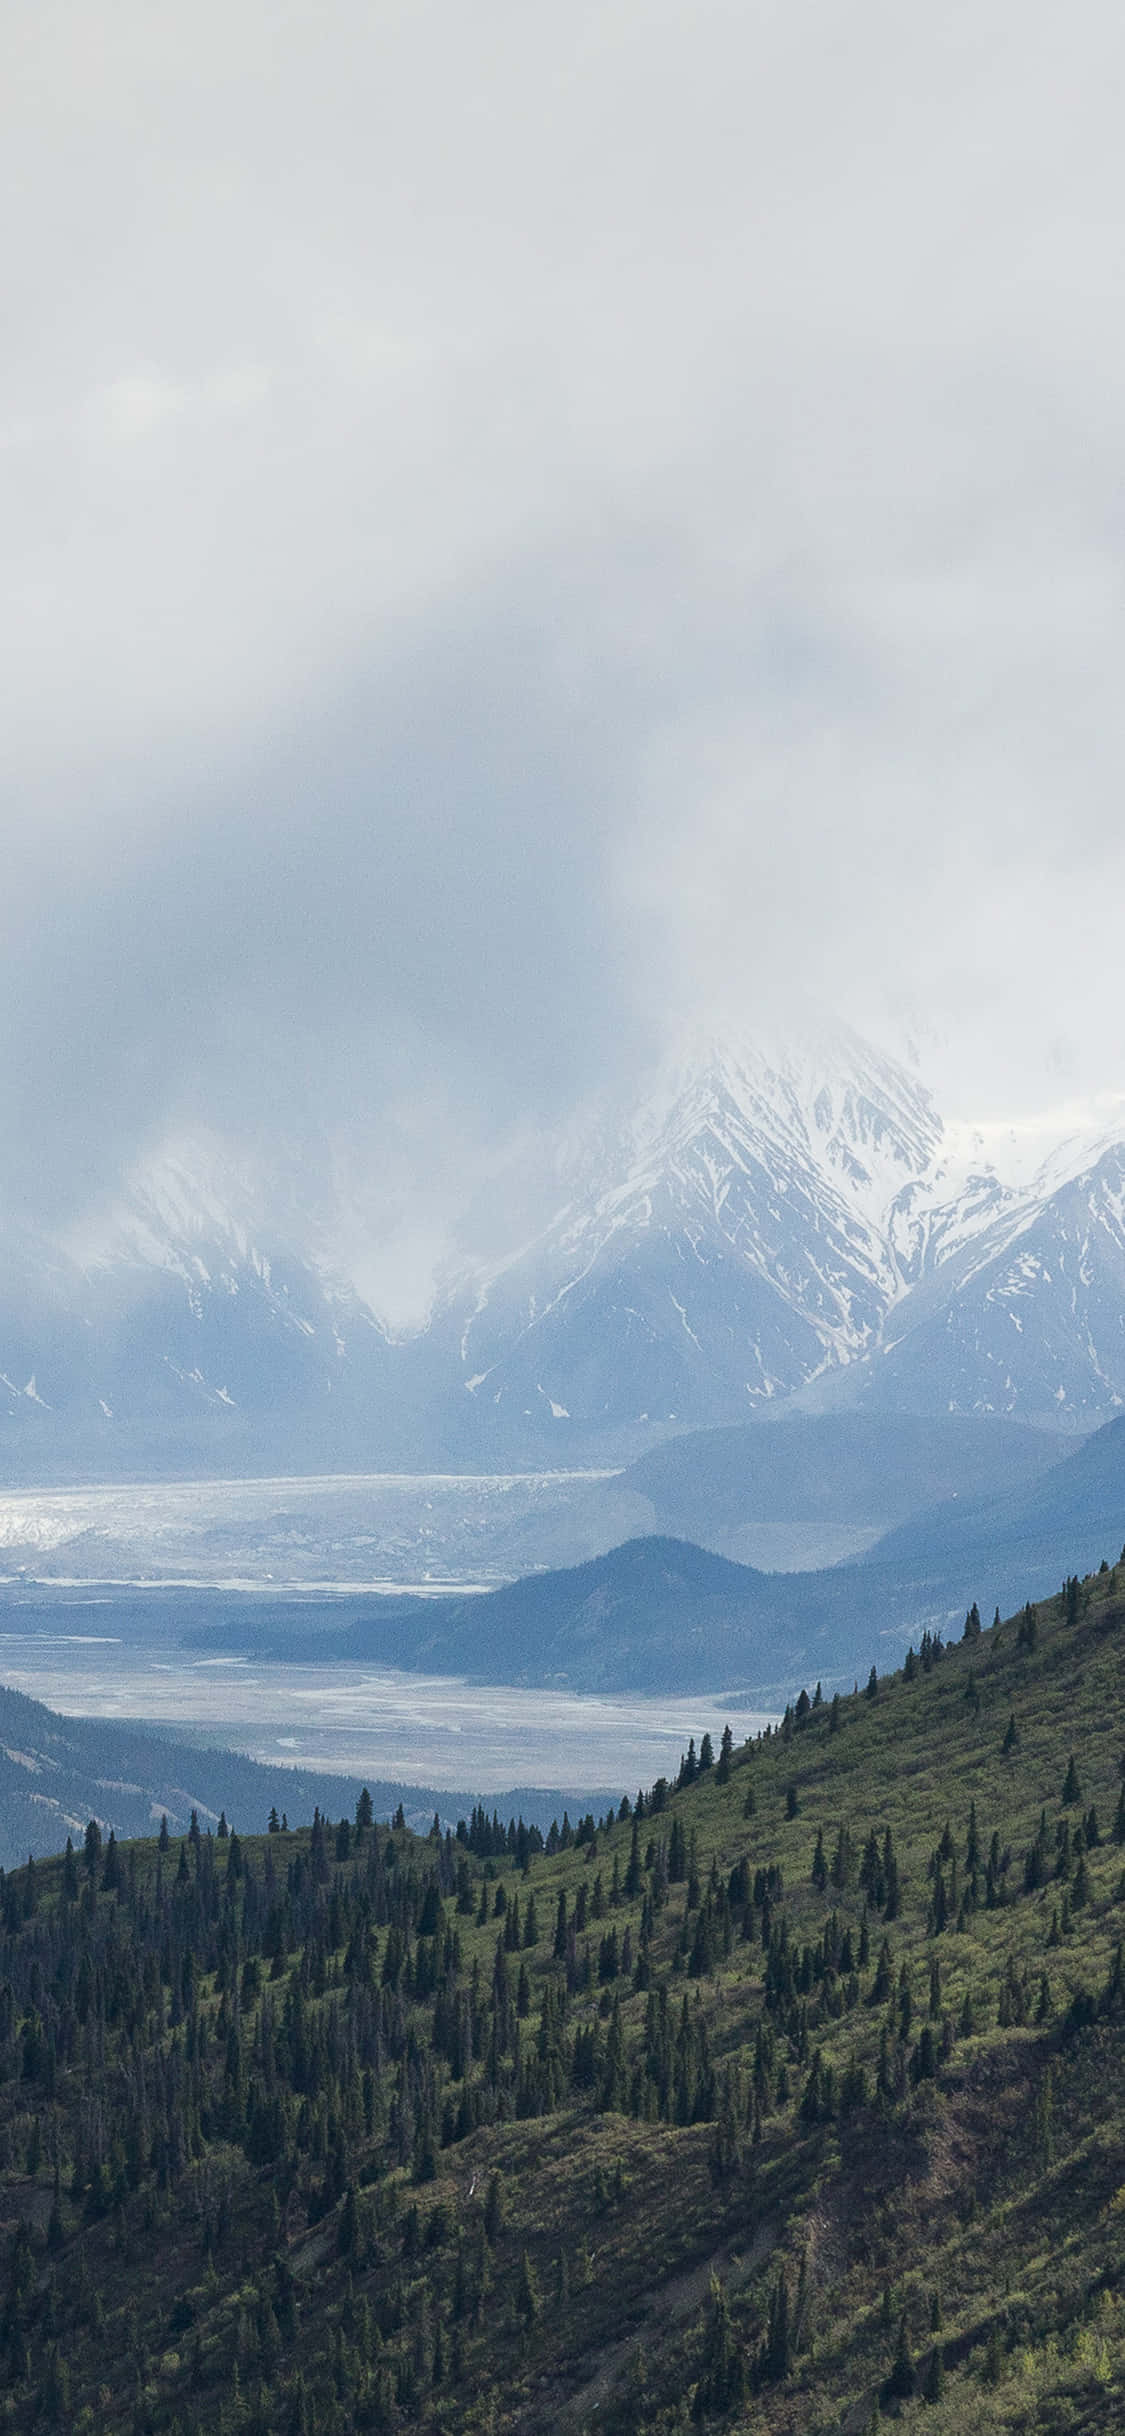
[[3, 1030, 1125, 1474], [821, 1140, 1125, 1433], [446, 1033, 940, 1446]]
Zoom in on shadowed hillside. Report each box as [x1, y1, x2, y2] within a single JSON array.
[[614, 1410, 1068, 1565], [185, 1414, 1125, 1693], [0, 1682, 587, 1865]]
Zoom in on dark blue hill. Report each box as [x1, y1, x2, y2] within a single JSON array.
[[191, 1419, 1125, 1696], [620, 1411, 1066, 1535], [868, 1410, 1125, 1575]]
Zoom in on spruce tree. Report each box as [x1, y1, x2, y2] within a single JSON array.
[[761, 2266, 792, 2382], [885, 2312, 916, 2400], [516, 2250, 540, 2324], [694, 2274, 745, 2415]]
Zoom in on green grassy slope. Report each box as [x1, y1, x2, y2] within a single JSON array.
[[0, 1561, 1122, 2432]]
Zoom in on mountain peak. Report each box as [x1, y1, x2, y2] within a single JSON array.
[[630, 1024, 942, 1230], [5, 1025, 1125, 1470]]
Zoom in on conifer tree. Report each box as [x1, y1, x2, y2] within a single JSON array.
[[885, 2312, 916, 2400], [516, 2250, 540, 2324], [483, 2171, 505, 2241], [694, 2274, 745, 2414], [761, 2266, 792, 2382]]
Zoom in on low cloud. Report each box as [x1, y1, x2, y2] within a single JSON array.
[[4, 0, 1125, 1260]]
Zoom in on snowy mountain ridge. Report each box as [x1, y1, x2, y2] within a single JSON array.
[[5, 1027, 1125, 1471], [422, 1031, 1125, 1446], [448, 1028, 942, 1399]]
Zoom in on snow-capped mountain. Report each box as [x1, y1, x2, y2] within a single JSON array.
[[439, 1029, 943, 1443], [0, 1134, 405, 1476], [816, 1139, 1125, 1432], [4, 1027, 1125, 1474]]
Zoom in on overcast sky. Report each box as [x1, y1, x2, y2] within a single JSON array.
[[6, 1, 1125, 1266]]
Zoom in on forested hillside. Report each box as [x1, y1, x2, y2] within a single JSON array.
[[0, 1559, 1123, 2431]]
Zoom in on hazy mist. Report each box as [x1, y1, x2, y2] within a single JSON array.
[[7, 2, 1125, 1287]]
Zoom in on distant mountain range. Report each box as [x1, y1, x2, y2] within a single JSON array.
[[567, 1410, 1067, 1572], [0, 1682, 588, 1869], [189, 1413, 1125, 1695], [4, 1027, 1125, 1472]]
